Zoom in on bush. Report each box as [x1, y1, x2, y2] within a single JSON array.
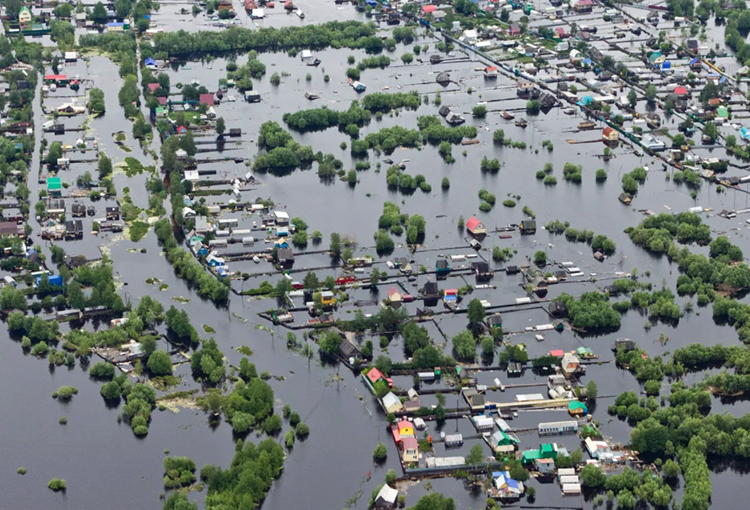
[[53, 386, 79, 401], [472, 105, 487, 118], [502, 199, 516, 207], [295, 421, 310, 438], [89, 361, 116, 380], [147, 349, 173, 376], [48, 478, 66, 491], [373, 443, 388, 461]]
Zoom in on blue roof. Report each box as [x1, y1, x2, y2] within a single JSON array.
[[506, 479, 520, 490], [662, 61, 671, 69], [582, 58, 592, 65], [144, 57, 156, 65], [690, 57, 699, 65], [107, 22, 125, 27], [719, 76, 727, 84]]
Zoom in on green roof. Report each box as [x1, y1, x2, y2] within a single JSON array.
[[717, 107, 729, 118], [47, 177, 62, 190], [522, 450, 541, 462], [569, 401, 588, 413], [541, 443, 554, 454]]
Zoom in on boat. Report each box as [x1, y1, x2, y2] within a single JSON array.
[[253, 256, 261, 263], [515, 119, 528, 128], [295, 9, 304, 17], [304, 91, 319, 100], [578, 121, 595, 130], [305, 57, 321, 67], [563, 108, 575, 115], [501, 110, 515, 120]]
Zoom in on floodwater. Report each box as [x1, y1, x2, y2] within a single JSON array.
[[4, 2, 750, 509]]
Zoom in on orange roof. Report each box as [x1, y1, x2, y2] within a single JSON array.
[[549, 349, 565, 357]]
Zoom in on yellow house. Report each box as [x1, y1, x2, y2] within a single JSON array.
[[397, 420, 414, 437], [18, 7, 32, 25], [401, 437, 419, 463], [319, 290, 336, 306]]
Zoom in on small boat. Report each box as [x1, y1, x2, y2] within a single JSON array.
[[563, 108, 575, 115], [515, 119, 528, 128], [295, 9, 304, 18], [304, 91, 319, 100], [253, 256, 261, 263], [429, 54, 443, 64], [501, 110, 515, 120], [578, 121, 596, 130]]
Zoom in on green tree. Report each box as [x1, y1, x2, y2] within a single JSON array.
[[581, 464, 607, 488], [409, 493, 455, 510], [373, 443, 388, 461], [90, 1, 108, 23], [147, 349, 173, 376], [627, 89, 638, 108], [452, 330, 476, 361], [329, 232, 342, 257], [467, 299, 485, 325], [704, 121, 718, 141], [645, 84, 657, 102], [534, 250, 547, 265], [216, 117, 226, 137], [465, 443, 485, 466], [586, 380, 598, 400]]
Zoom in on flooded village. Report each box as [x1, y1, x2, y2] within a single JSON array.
[[4, 0, 750, 508]]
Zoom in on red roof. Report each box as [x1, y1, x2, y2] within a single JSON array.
[[45, 74, 67, 80], [466, 216, 484, 232], [199, 93, 215, 106], [422, 4, 437, 12], [401, 436, 418, 451], [444, 289, 458, 295], [486, 66, 498, 72], [674, 86, 688, 95], [603, 126, 616, 136], [157, 97, 167, 105], [577, 0, 593, 4], [177, 125, 187, 133], [549, 349, 565, 357], [397, 420, 412, 433], [555, 27, 566, 34], [147, 83, 159, 92], [367, 368, 386, 385]]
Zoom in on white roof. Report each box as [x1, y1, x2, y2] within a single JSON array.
[[184, 170, 199, 181], [382, 392, 402, 410], [557, 468, 576, 476], [562, 483, 581, 493], [516, 393, 545, 402], [559, 475, 580, 485], [274, 211, 290, 220], [375, 484, 398, 504]]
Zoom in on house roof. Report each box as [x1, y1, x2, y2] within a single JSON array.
[[367, 368, 386, 385], [422, 4, 437, 12], [397, 420, 413, 433], [147, 83, 159, 92], [375, 484, 399, 505], [401, 436, 418, 450], [674, 86, 688, 95], [466, 216, 484, 232], [603, 126, 616, 136], [199, 93, 215, 106], [549, 349, 564, 357], [47, 177, 62, 189]]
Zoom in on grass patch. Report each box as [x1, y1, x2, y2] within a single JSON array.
[[159, 284, 169, 291], [115, 132, 126, 142], [150, 375, 182, 391], [129, 221, 149, 242], [124, 157, 145, 177], [17, 468, 26, 475], [173, 296, 191, 304], [202, 324, 216, 334], [237, 346, 254, 356], [157, 389, 199, 401], [146, 277, 162, 285]]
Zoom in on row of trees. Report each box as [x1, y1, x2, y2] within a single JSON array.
[[154, 219, 230, 303]]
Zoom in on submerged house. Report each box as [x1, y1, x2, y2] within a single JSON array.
[[520, 220, 537, 234], [466, 216, 486, 236]]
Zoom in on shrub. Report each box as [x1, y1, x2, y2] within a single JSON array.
[[53, 386, 79, 401], [373, 443, 388, 461], [89, 361, 115, 380], [295, 421, 310, 438], [48, 478, 66, 491]]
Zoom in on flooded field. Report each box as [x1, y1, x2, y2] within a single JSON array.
[[4, 0, 750, 508]]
